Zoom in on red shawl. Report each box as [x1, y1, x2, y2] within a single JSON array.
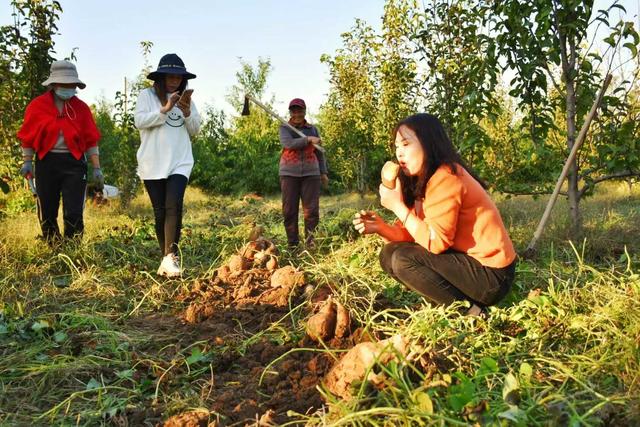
[[17, 91, 100, 160]]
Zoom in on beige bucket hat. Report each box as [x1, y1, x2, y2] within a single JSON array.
[[41, 60, 86, 89]]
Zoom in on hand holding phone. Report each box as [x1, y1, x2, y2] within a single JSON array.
[[178, 89, 194, 106], [161, 92, 180, 113]]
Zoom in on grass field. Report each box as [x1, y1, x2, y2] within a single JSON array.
[[0, 182, 639, 426]]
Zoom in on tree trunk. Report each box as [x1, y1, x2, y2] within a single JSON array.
[[551, 0, 583, 239], [565, 80, 582, 238]]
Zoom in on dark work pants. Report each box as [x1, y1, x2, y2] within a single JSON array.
[[35, 152, 87, 241], [379, 242, 515, 307], [280, 175, 321, 246], [144, 174, 188, 256]]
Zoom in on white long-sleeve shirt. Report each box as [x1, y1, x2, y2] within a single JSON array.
[[134, 87, 201, 180]]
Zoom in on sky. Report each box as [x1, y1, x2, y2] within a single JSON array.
[[1, 1, 638, 118], [0, 0, 387, 117]]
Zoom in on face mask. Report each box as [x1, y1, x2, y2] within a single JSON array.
[[54, 87, 77, 100]]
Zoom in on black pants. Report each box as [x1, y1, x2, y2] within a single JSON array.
[[35, 152, 87, 241], [380, 242, 515, 306], [144, 174, 188, 256], [280, 175, 321, 246]]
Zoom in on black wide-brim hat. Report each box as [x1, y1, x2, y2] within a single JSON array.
[[147, 53, 196, 81]]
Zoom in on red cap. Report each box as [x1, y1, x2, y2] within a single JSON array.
[[288, 98, 306, 109]]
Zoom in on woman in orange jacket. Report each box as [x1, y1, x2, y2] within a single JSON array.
[[353, 113, 516, 312]]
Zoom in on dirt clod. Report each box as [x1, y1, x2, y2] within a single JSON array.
[[241, 241, 261, 260], [253, 250, 272, 269], [266, 256, 278, 271], [183, 304, 201, 324], [323, 334, 408, 400], [270, 265, 305, 289], [248, 225, 265, 241], [310, 284, 333, 304], [163, 410, 210, 427], [217, 265, 231, 281], [228, 254, 251, 272]]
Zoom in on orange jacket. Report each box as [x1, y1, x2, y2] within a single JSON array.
[[392, 164, 516, 268]]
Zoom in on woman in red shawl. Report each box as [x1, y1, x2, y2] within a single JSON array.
[[17, 60, 102, 242]]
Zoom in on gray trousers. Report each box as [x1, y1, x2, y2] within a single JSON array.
[[280, 175, 321, 246]]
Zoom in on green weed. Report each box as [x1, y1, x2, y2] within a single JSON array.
[[1, 183, 639, 425]]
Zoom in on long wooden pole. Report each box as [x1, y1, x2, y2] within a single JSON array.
[[525, 74, 612, 255], [245, 95, 325, 153]]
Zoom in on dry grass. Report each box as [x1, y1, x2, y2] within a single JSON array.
[[0, 182, 639, 425]]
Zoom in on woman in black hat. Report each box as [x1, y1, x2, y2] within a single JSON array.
[[134, 53, 200, 278]]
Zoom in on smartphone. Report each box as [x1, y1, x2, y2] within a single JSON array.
[[178, 89, 194, 104]]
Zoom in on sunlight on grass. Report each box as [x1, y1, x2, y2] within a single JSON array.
[[1, 182, 639, 425]]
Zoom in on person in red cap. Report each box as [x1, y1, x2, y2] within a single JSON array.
[[279, 98, 328, 248]]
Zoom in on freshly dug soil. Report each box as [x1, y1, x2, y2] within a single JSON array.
[[133, 239, 372, 426], [160, 251, 330, 425]]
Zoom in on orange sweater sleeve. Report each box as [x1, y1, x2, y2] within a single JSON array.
[[411, 168, 463, 253], [389, 217, 416, 242]]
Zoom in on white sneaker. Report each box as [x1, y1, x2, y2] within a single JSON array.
[[157, 253, 182, 278]]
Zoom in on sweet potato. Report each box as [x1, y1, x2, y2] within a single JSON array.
[[334, 301, 351, 338], [381, 161, 400, 189], [306, 297, 337, 342]]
